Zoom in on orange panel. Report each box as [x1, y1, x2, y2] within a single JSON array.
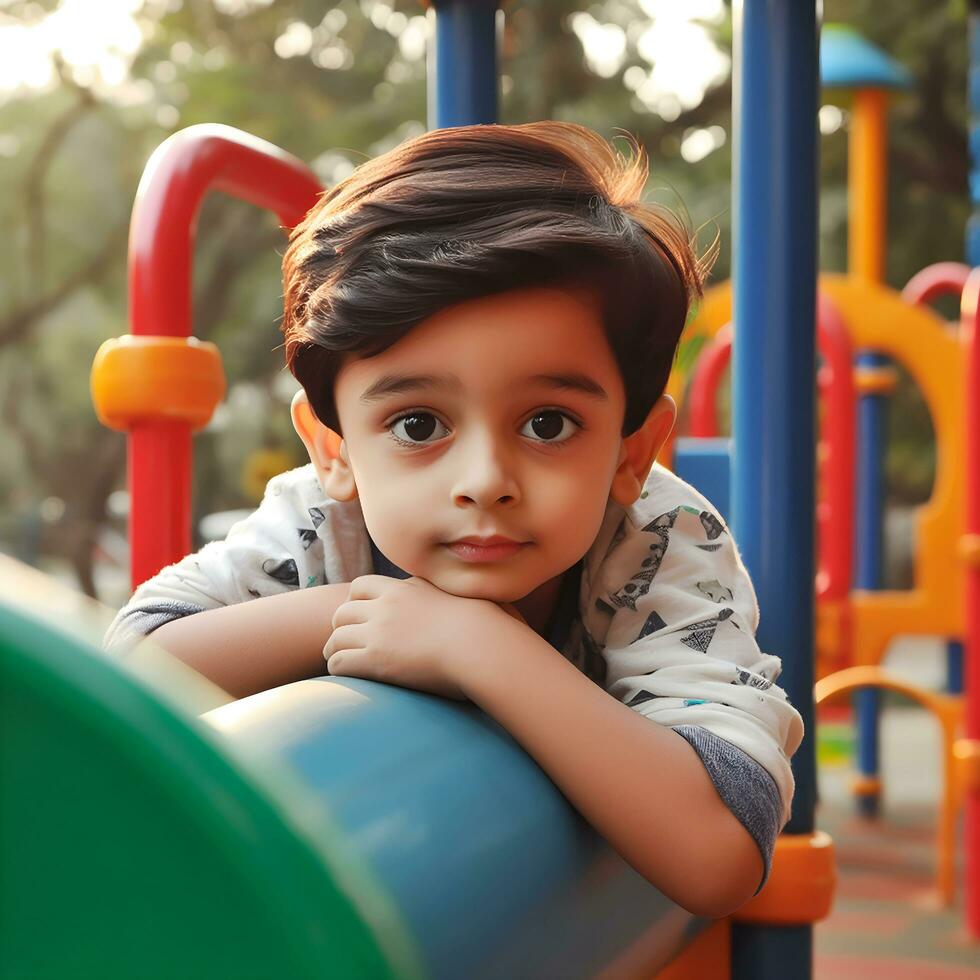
[[679, 276, 966, 669]]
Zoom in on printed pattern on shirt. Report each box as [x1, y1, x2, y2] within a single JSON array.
[[579, 471, 804, 826]]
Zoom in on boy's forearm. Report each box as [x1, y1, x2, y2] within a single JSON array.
[[456, 620, 763, 918], [149, 583, 349, 699]]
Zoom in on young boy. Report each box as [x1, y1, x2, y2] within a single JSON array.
[[105, 122, 803, 918]]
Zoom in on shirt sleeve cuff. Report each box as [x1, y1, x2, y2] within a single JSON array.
[[103, 600, 206, 653], [671, 724, 783, 894]]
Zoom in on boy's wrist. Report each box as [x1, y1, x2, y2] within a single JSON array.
[[451, 607, 545, 702]]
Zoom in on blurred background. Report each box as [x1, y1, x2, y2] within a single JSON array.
[[0, 0, 962, 609]]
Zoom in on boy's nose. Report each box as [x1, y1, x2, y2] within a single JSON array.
[[450, 434, 521, 508]]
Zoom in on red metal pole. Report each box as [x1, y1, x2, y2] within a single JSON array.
[[815, 293, 856, 612], [128, 124, 322, 589], [961, 268, 980, 938]]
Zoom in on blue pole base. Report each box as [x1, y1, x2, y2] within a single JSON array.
[[856, 791, 882, 819], [733, 923, 812, 980], [853, 687, 881, 818]]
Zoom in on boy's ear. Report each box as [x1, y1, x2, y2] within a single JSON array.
[[290, 390, 358, 502], [610, 395, 677, 507]]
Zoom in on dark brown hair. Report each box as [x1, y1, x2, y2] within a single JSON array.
[[281, 121, 713, 436]]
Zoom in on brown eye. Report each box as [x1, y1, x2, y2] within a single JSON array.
[[521, 410, 579, 444], [388, 412, 449, 445]]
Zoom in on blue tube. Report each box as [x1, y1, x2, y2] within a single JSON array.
[[429, 0, 500, 128], [730, 1, 819, 977], [854, 352, 887, 817]]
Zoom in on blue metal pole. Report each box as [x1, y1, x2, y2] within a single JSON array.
[[966, 5, 980, 266], [948, 641, 965, 694], [731, 1, 819, 977], [854, 354, 886, 817], [428, 0, 500, 129]]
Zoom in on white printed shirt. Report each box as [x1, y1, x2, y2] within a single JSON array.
[[105, 462, 804, 889]]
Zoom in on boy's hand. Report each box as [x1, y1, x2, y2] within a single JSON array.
[[322, 575, 520, 701]]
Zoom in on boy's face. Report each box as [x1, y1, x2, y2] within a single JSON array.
[[292, 286, 674, 605]]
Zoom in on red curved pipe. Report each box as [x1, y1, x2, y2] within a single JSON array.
[[689, 323, 732, 438], [901, 262, 971, 308], [685, 292, 855, 608], [129, 125, 322, 587], [960, 267, 980, 937]]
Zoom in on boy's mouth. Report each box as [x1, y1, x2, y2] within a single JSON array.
[[446, 539, 527, 562]]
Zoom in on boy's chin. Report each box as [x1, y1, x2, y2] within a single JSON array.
[[422, 570, 531, 605]]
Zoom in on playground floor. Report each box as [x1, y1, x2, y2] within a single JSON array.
[[814, 639, 980, 978]]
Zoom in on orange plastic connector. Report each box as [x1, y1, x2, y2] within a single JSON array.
[[91, 335, 226, 432], [851, 774, 882, 798], [959, 534, 980, 568], [733, 831, 836, 925], [854, 365, 898, 396], [955, 739, 980, 795]]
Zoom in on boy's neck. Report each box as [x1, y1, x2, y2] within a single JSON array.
[[513, 574, 564, 638]]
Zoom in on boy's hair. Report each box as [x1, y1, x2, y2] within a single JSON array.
[[281, 121, 713, 437]]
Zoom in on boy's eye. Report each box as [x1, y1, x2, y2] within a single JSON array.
[[521, 408, 579, 443], [388, 408, 581, 446], [388, 412, 449, 445]]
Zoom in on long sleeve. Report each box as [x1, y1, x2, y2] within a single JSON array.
[[103, 465, 374, 651]]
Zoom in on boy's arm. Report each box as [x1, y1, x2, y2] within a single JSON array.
[[149, 583, 350, 699], [455, 621, 763, 919], [582, 476, 804, 835]]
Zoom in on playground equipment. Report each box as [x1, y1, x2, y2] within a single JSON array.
[[678, 273, 967, 908], [813, 269, 978, 930], [7, 553, 730, 978], [675, 25, 978, 922], [682, 277, 964, 670], [3, 3, 840, 977], [91, 128, 320, 588], [684, 294, 856, 679]]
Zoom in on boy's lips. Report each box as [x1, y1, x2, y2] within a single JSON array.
[[446, 536, 528, 562], [451, 535, 525, 546]]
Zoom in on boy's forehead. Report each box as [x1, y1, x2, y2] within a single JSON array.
[[352, 287, 606, 368]]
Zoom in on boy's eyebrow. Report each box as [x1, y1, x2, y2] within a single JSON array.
[[359, 372, 609, 404], [359, 374, 455, 404]]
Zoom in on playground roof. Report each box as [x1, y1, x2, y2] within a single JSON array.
[[821, 24, 912, 92]]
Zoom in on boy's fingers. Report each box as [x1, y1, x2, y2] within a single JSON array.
[[324, 623, 367, 658], [331, 598, 373, 628], [347, 575, 394, 600], [326, 649, 371, 679]]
